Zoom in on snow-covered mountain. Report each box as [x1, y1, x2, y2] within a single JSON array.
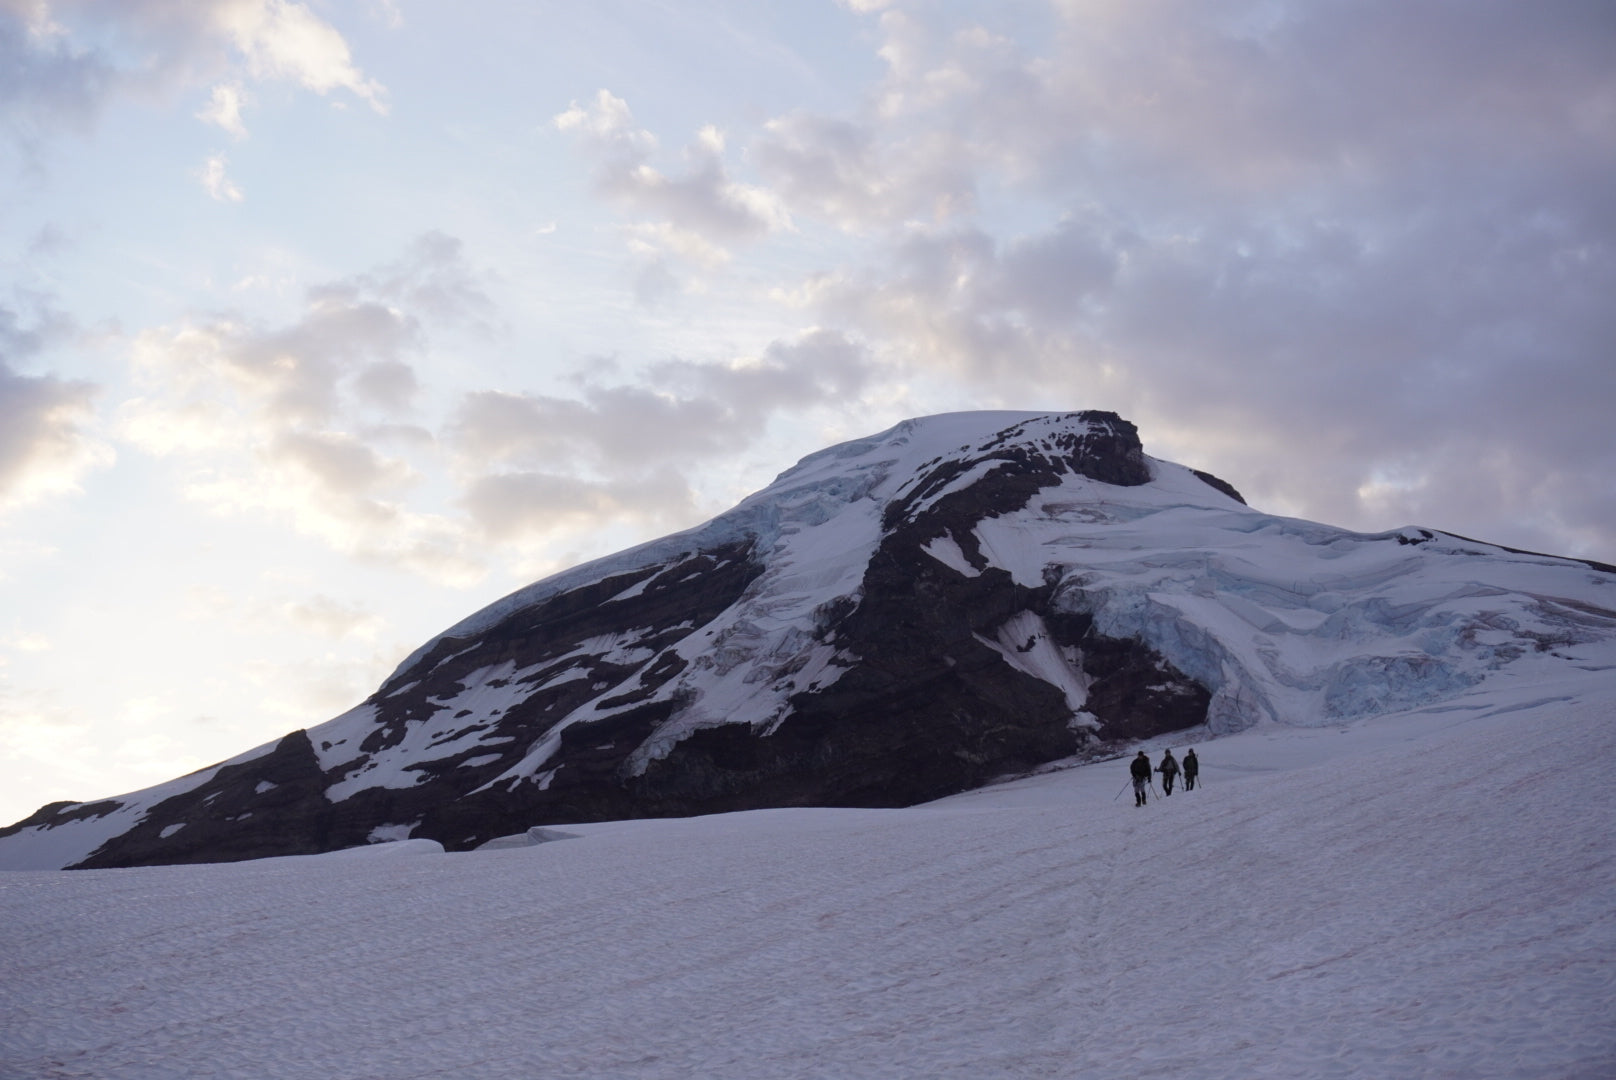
[[4, 410, 1613, 870]]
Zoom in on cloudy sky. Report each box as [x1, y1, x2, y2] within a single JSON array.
[[1, 0, 1611, 824]]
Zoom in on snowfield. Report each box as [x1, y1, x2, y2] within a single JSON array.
[[4, 667, 1613, 1079]]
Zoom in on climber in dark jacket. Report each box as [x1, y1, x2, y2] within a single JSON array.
[[1157, 749, 1180, 796], [1182, 748, 1199, 791], [1130, 751, 1152, 806]]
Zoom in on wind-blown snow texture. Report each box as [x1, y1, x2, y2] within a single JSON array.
[[3, 410, 1614, 870], [3, 677, 1613, 1079]]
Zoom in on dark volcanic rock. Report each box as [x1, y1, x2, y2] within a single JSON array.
[[1191, 469, 1246, 505], [72, 731, 337, 869], [0, 799, 124, 838]]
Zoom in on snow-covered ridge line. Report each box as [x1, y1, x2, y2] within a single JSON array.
[[383, 411, 1081, 687], [4, 409, 1612, 871]]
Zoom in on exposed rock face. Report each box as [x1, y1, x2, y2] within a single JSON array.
[[7, 409, 1609, 870]]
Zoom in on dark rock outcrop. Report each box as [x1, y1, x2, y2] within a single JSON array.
[[74, 731, 335, 868]]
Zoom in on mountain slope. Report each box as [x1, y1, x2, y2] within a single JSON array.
[[4, 410, 1613, 870]]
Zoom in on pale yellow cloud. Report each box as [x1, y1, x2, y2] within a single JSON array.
[[282, 595, 385, 641], [113, 243, 492, 587], [0, 365, 114, 515]]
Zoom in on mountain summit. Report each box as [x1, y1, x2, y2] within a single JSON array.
[[5, 410, 1612, 869]]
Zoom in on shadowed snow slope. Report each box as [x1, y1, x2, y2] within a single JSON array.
[[3, 665, 1613, 1078], [4, 410, 1614, 869]]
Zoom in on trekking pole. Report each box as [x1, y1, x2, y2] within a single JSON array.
[[1114, 778, 1133, 801]]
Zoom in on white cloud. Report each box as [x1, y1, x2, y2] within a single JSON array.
[[105, 230, 858, 578], [199, 152, 244, 201], [272, 427, 414, 499], [181, 584, 237, 622], [450, 329, 872, 475], [282, 594, 384, 641], [121, 235, 489, 437], [1, 631, 51, 653], [726, 0, 1616, 559], [212, 0, 386, 111], [624, 222, 731, 269], [444, 328, 874, 545], [0, 686, 101, 803], [0, 3, 113, 147], [350, 231, 498, 332], [239, 647, 397, 722], [0, 363, 110, 511], [554, 89, 652, 150], [2, 0, 386, 160], [0, 302, 112, 513], [364, 0, 402, 32], [115, 237, 492, 585], [460, 468, 698, 545], [197, 80, 249, 136], [351, 360, 418, 414], [557, 90, 792, 256], [754, 112, 974, 230]]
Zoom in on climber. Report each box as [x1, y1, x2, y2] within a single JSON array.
[[1130, 751, 1152, 806], [1183, 748, 1199, 791], [1157, 749, 1180, 796]]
